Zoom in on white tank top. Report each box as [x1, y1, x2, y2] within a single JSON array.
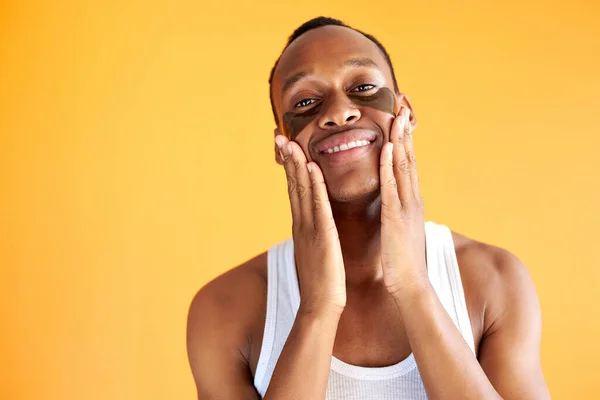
[[253, 221, 475, 399]]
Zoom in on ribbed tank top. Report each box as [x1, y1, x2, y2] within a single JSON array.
[[253, 221, 475, 399]]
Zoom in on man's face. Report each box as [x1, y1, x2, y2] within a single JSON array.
[[272, 25, 409, 203]]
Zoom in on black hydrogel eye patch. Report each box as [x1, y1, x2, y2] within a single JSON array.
[[282, 87, 398, 138]]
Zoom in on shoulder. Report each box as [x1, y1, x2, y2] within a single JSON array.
[[450, 230, 540, 346], [452, 230, 533, 288], [187, 252, 268, 364], [450, 229, 549, 397]]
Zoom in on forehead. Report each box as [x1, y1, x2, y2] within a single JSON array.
[[273, 25, 391, 93]]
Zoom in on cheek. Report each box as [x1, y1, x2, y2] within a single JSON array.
[[383, 117, 395, 142], [360, 108, 395, 142], [293, 136, 314, 161], [283, 107, 320, 139], [348, 87, 398, 116]]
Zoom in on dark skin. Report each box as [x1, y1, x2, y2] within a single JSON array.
[[187, 26, 550, 399]]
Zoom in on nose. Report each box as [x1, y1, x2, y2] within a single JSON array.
[[317, 93, 361, 129]]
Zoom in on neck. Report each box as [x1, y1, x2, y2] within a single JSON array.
[[331, 193, 383, 288]]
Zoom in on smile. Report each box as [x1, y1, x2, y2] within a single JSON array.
[[323, 140, 372, 154]]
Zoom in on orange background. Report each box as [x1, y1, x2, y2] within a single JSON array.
[[1, 1, 599, 399]]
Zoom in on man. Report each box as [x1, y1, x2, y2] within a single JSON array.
[[186, 17, 550, 399]]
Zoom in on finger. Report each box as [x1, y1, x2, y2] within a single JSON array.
[[379, 142, 402, 220], [286, 140, 314, 226], [276, 135, 302, 226], [390, 107, 413, 205], [307, 162, 336, 235], [402, 111, 421, 201]]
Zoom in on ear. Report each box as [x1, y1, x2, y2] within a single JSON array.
[[397, 93, 418, 131], [274, 127, 284, 165]]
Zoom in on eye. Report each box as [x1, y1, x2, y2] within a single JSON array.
[[352, 84, 375, 92], [294, 98, 316, 108]]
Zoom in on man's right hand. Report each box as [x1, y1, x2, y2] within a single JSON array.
[[275, 135, 346, 317]]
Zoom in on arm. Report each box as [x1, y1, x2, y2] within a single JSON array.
[[262, 136, 347, 399], [189, 135, 345, 400], [393, 249, 550, 399], [263, 308, 340, 400], [187, 284, 341, 400], [477, 250, 550, 399], [186, 282, 261, 400], [394, 280, 500, 399], [379, 107, 549, 399]]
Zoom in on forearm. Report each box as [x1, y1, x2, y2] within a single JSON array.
[[263, 307, 340, 400], [395, 282, 500, 400]]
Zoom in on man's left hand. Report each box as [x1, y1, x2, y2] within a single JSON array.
[[379, 106, 429, 299]]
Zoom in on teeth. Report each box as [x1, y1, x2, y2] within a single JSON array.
[[325, 140, 371, 154]]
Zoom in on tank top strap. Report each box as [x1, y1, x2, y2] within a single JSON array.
[[425, 221, 476, 354], [254, 239, 297, 396]]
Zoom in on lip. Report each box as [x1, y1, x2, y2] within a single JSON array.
[[314, 129, 378, 154], [312, 128, 381, 165]]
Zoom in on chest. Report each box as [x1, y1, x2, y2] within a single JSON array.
[[248, 249, 487, 377], [334, 296, 413, 367]]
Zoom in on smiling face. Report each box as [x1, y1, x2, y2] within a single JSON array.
[[272, 25, 412, 203]]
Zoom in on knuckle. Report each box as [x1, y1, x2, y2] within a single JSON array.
[[286, 176, 297, 195], [407, 200, 419, 212], [385, 177, 397, 189], [381, 207, 400, 222], [407, 198, 424, 214], [380, 159, 393, 169], [313, 198, 323, 212], [414, 196, 425, 211], [296, 184, 308, 199], [395, 159, 410, 176], [407, 151, 417, 166], [311, 227, 322, 241], [293, 159, 302, 170], [311, 178, 325, 190], [291, 220, 301, 233]]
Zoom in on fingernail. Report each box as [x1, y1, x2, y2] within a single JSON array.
[[307, 163, 313, 173], [397, 105, 405, 117], [388, 143, 394, 160], [275, 136, 284, 149]]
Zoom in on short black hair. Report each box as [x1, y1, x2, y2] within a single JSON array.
[[268, 16, 399, 125]]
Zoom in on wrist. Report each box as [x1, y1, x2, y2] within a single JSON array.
[[298, 301, 345, 321], [389, 274, 433, 305]]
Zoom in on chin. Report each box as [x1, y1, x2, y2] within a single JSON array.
[[326, 175, 380, 203]]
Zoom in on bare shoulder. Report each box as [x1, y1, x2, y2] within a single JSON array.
[[451, 230, 533, 287], [187, 252, 268, 369], [450, 230, 549, 397], [450, 230, 540, 350]]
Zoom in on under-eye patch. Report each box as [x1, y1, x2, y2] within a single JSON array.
[[282, 87, 398, 138]]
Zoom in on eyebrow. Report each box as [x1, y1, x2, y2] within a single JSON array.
[[281, 57, 381, 96], [282, 71, 312, 96], [344, 57, 380, 69]]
